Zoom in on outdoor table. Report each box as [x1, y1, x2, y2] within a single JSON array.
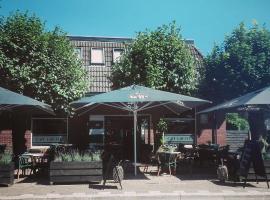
[[156, 151, 181, 175], [22, 152, 48, 174]]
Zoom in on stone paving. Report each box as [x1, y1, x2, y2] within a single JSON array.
[[0, 166, 270, 199]]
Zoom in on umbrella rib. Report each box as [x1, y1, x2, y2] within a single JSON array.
[[163, 104, 181, 115], [119, 102, 133, 111], [172, 101, 192, 110], [74, 102, 95, 111], [137, 101, 188, 112], [100, 102, 132, 112], [137, 102, 154, 112], [137, 101, 170, 111], [78, 104, 101, 117], [35, 106, 55, 115], [0, 105, 19, 110]]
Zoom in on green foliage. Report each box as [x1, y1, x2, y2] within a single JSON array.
[[156, 145, 177, 153], [157, 118, 168, 134], [0, 12, 87, 114], [157, 118, 168, 145], [226, 113, 249, 130], [111, 22, 198, 95], [200, 23, 270, 103], [54, 149, 101, 162], [0, 152, 12, 165]]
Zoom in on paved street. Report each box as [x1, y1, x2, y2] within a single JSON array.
[[0, 167, 270, 200]]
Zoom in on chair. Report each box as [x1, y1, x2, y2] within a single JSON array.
[[157, 152, 177, 176], [141, 144, 156, 173], [181, 146, 198, 175], [142, 151, 158, 173], [17, 155, 33, 180]]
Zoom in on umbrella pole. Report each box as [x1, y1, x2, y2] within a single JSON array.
[[134, 110, 137, 176]]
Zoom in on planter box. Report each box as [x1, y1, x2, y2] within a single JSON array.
[[0, 162, 14, 186], [50, 161, 103, 184]]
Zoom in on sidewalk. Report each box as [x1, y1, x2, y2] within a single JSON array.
[[0, 166, 270, 200]]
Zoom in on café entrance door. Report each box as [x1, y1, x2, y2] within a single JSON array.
[[104, 115, 150, 161]]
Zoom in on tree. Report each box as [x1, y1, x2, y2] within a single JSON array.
[[111, 22, 198, 95], [226, 113, 249, 130], [200, 23, 270, 103], [0, 12, 87, 114]]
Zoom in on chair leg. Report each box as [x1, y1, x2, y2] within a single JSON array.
[[157, 166, 161, 176], [169, 165, 172, 175], [17, 169, 20, 180], [143, 165, 148, 173]]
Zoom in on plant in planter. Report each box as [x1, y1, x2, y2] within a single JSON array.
[[156, 118, 168, 149], [50, 149, 103, 185], [0, 151, 14, 186]]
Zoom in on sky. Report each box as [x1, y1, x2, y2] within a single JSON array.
[[1, 0, 270, 55]]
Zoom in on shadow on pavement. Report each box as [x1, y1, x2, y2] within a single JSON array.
[[211, 180, 256, 187], [89, 184, 118, 190]]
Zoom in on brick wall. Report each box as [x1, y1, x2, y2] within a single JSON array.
[[0, 130, 13, 152], [24, 130, 32, 150], [217, 121, 226, 145], [197, 121, 227, 146]]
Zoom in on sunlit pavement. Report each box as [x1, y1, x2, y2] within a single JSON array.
[[0, 166, 270, 200]]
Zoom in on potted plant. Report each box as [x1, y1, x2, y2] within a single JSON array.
[[49, 149, 103, 185], [0, 151, 14, 186], [157, 118, 168, 147]]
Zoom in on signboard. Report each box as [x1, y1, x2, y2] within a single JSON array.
[[32, 135, 67, 145], [165, 134, 194, 144], [239, 140, 266, 178], [239, 141, 253, 177], [89, 129, 104, 135]]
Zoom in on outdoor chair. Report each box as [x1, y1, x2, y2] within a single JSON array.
[[217, 145, 230, 163], [157, 152, 177, 176], [198, 144, 219, 166], [178, 145, 198, 175], [17, 155, 33, 180], [142, 151, 158, 173]]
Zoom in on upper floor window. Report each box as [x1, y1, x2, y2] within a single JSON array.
[[74, 48, 82, 59], [91, 48, 104, 64], [113, 48, 124, 63]]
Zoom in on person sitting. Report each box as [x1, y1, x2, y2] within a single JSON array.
[[258, 135, 269, 160]]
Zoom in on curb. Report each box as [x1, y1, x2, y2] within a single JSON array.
[[1, 191, 270, 200]]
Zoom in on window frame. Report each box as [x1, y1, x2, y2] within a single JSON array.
[[75, 47, 82, 59], [113, 48, 124, 63], [90, 47, 105, 65]]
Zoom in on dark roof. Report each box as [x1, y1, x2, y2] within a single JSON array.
[[68, 35, 204, 93], [67, 36, 133, 43]]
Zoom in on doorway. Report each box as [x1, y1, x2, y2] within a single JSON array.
[[104, 115, 150, 161]]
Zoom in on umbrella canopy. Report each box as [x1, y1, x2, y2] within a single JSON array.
[[0, 86, 54, 115], [198, 86, 270, 114], [72, 85, 210, 110], [71, 85, 210, 175]]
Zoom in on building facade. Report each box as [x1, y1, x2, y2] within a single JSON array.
[[68, 36, 133, 94], [68, 36, 204, 95], [66, 36, 225, 161], [0, 35, 225, 156]]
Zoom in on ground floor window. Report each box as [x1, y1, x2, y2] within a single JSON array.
[[31, 118, 67, 146], [164, 118, 195, 145]]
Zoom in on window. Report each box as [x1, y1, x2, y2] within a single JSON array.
[[74, 48, 82, 59], [113, 48, 124, 63], [91, 48, 104, 64]]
